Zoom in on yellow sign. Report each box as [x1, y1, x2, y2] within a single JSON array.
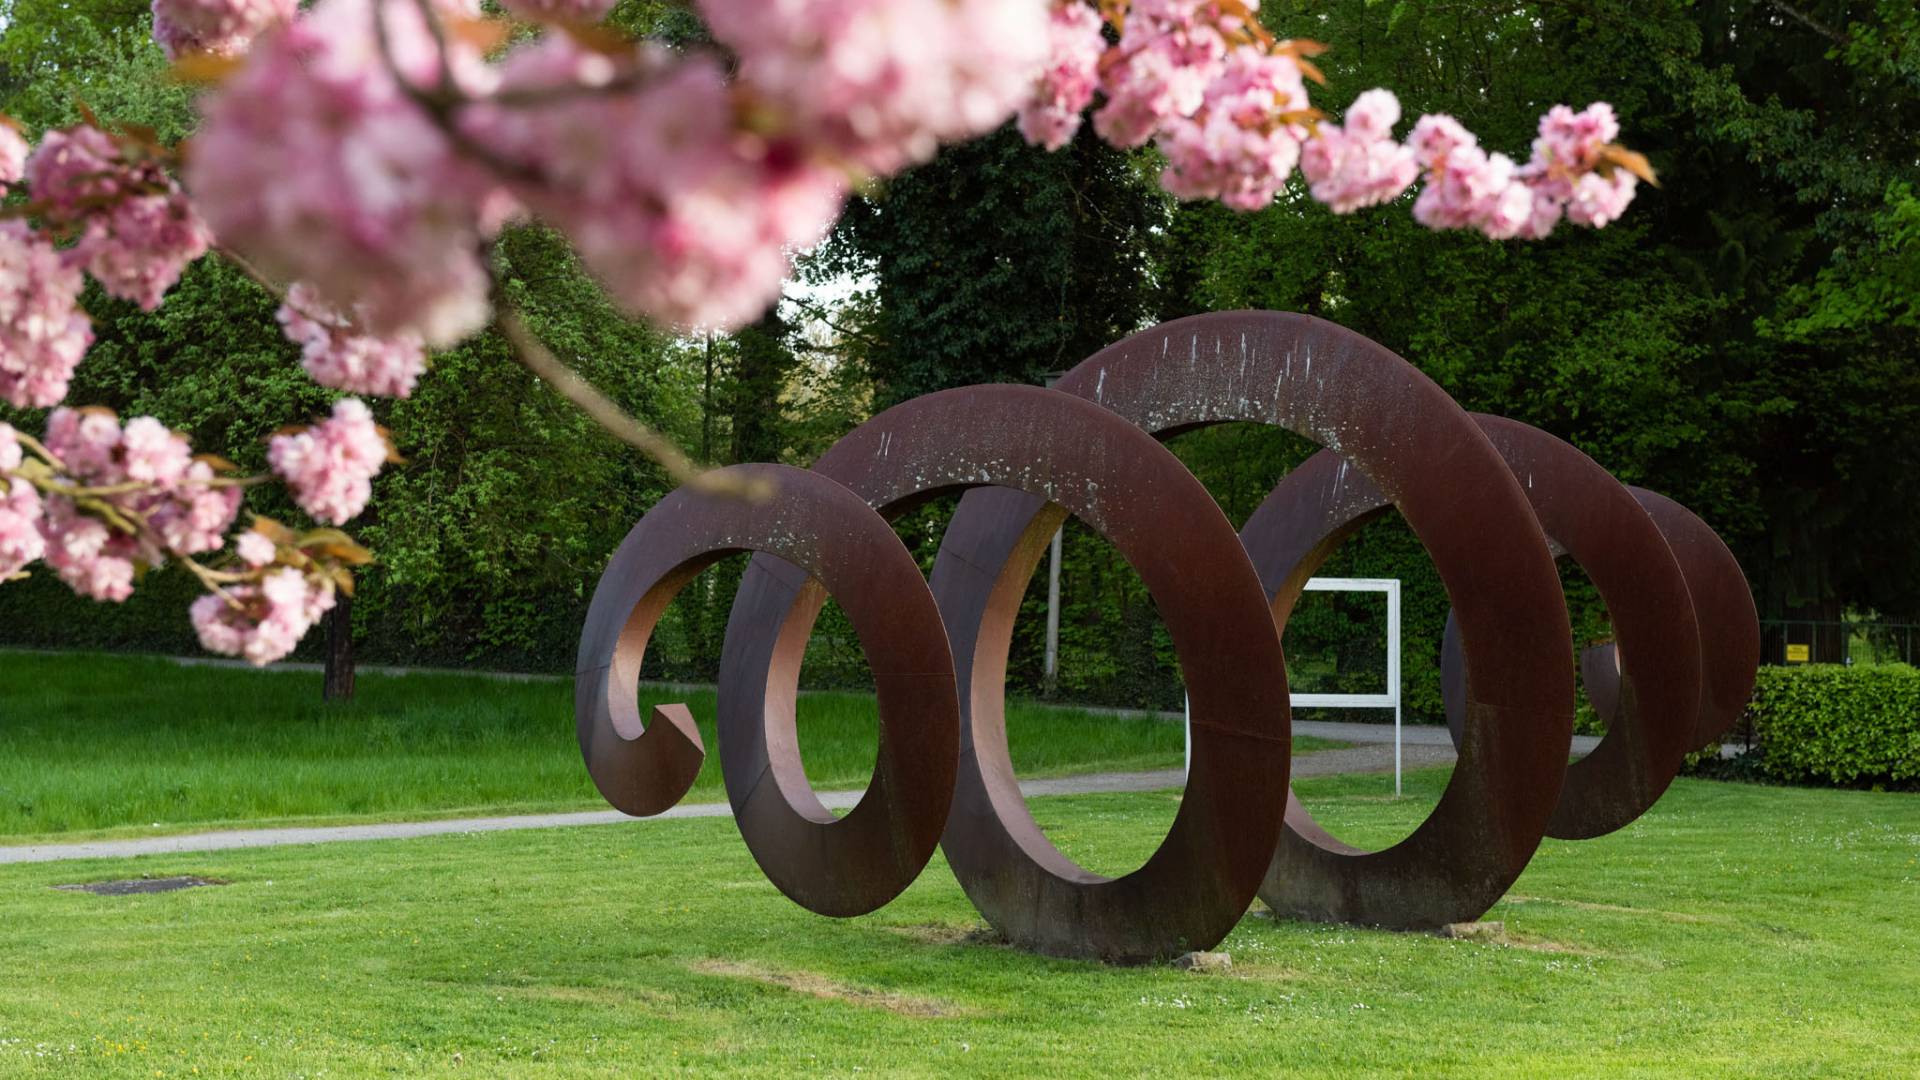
[[1785, 643, 1811, 663]]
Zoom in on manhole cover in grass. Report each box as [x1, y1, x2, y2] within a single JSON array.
[[53, 876, 227, 896]]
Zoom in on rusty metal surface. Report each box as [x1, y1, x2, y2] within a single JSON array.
[[575, 310, 1759, 958], [941, 313, 1574, 931], [576, 462, 959, 917], [1338, 413, 1707, 840], [725, 385, 1292, 962], [1444, 484, 1758, 765], [1586, 488, 1763, 751]]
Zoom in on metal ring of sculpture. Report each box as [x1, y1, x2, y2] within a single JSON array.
[[577, 310, 1759, 961], [1259, 414, 1703, 844], [723, 385, 1293, 962], [576, 462, 961, 916], [932, 313, 1573, 932], [1565, 488, 1762, 752]]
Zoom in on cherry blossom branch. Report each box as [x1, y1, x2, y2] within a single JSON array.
[[4, 0, 1654, 674], [370, 0, 546, 184], [492, 297, 770, 499], [182, 554, 248, 602]]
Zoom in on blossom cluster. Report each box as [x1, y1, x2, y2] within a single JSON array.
[[278, 284, 428, 398], [1299, 89, 1418, 214], [267, 398, 392, 526], [0, 408, 243, 602], [0, 424, 45, 580], [191, 0, 1050, 340], [1407, 104, 1639, 239], [190, 562, 338, 667], [462, 42, 852, 331], [1047, 0, 1327, 209], [187, 0, 502, 350], [1156, 41, 1317, 210], [1017, 1, 1648, 234], [150, 0, 298, 61], [0, 221, 94, 409], [25, 125, 213, 311], [698, 0, 1049, 176], [1019, 2, 1106, 150], [0, 408, 373, 665]]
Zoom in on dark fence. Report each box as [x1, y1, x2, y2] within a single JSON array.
[[1760, 619, 1920, 667]]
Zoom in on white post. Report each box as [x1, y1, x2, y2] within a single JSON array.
[[1041, 370, 1065, 696], [1388, 579, 1402, 798], [1281, 578, 1403, 795], [1183, 692, 1191, 779]]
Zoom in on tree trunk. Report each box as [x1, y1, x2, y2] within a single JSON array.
[[323, 594, 355, 701]]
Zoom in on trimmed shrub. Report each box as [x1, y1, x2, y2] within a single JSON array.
[[1741, 664, 1920, 787]]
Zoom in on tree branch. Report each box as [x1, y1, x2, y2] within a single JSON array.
[[1767, 0, 1851, 46], [493, 301, 768, 499]]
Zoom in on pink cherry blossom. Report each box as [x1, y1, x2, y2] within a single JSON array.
[[151, 461, 244, 555], [0, 221, 94, 410], [1156, 46, 1311, 211], [1406, 113, 1476, 170], [463, 40, 849, 332], [1509, 102, 1637, 236], [1403, 103, 1638, 240], [1300, 89, 1419, 214], [150, 0, 298, 60], [1019, 2, 1107, 152], [0, 475, 43, 580], [188, 0, 504, 347], [278, 283, 428, 398], [1093, 0, 1232, 148], [76, 194, 214, 312], [698, 0, 1049, 174], [268, 397, 389, 525], [0, 125, 26, 188], [190, 566, 336, 666], [0, 422, 18, 474], [1565, 169, 1638, 229], [1413, 144, 1536, 239], [25, 125, 213, 311], [41, 406, 243, 567], [41, 500, 138, 602], [23, 126, 125, 221], [1513, 184, 1567, 240], [43, 408, 122, 478], [120, 416, 194, 487], [1532, 102, 1619, 173], [235, 530, 277, 567]]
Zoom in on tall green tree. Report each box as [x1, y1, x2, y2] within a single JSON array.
[[814, 125, 1167, 404]]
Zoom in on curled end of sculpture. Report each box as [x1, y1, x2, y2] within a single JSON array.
[[578, 671, 707, 817]]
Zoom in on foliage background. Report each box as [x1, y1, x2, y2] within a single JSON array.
[[1711, 663, 1920, 787], [1, 0, 1915, 724]]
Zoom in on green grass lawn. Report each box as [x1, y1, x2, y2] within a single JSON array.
[[0, 652, 1343, 842], [0, 768, 1913, 1076]]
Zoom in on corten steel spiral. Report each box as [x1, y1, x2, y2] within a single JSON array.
[[577, 311, 1759, 962]]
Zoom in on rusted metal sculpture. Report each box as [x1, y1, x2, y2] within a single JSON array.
[[577, 311, 1759, 963], [723, 385, 1294, 961], [577, 463, 961, 914], [1264, 414, 1703, 843]]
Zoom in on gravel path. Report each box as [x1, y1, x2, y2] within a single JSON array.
[[0, 742, 1457, 866]]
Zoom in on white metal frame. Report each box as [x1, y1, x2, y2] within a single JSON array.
[[1186, 576, 1405, 795]]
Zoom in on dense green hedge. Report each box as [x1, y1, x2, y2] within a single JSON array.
[[1741, 665, 1920, 787]]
